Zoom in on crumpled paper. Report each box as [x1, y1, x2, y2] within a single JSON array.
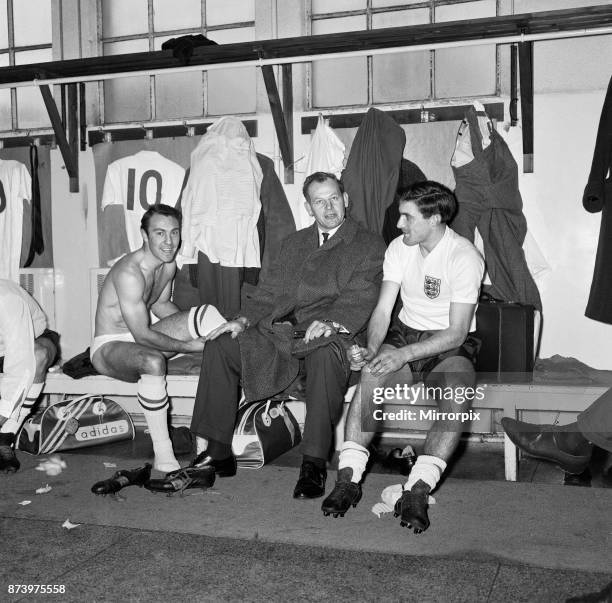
[[18, 500, 32, 506], [35, 455, 67, 476], [371, 484, 436, 518], [61, 519, 80, 530], [35, 484, 52, 494]]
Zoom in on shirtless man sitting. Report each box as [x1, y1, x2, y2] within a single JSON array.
[[91, 204, 224, 476]]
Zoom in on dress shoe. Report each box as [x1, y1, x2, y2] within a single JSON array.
[[394, 480, 431, 534], [321, 468, 361, 517], [145, 466, 216, 496], [0, 433, 19, 473], [501, 417, 592, 474], [189, 451, 237, 477], [293, 461, 326, 499], [91, 463, 152, 495]]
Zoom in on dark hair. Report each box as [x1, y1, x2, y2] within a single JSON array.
[[140, 204, 182, 234], [399, 181, 457, 224], [302, 171, 344, 202]]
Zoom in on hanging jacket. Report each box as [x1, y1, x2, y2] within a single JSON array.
[[451, 106, 542, 311], [584, 75, 612, 324]]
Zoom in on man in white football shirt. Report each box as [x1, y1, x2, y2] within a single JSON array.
[[322, 181, 485, 533]]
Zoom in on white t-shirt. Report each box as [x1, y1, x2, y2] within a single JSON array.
[[383, 226, 484, 332], [0, 160, 31, 282], [101, 151, 185, 252], [0, 279, 47, 417]]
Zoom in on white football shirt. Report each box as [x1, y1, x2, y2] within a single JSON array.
[[101, 151, 185, 251], [383, 226, 484, 331], [0, 160, 31, 282]]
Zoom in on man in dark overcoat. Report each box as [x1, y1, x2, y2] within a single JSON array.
[[150, 172, 386, 497]]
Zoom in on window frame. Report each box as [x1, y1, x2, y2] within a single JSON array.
[[0, 0, 53, 132], [97, 0, 256, 124], [308, 0, 502, 110]]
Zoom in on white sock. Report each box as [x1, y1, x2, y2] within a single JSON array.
[[0, 382, 43, 434], [338, 441, 369, 483], [405, 455, 447, 492], [138, 374, 179, 472], [188, 305, 226, 339], [196, 436, 208, 455]]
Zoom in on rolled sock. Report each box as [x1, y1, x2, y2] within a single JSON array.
[[138, 374, 179, 472], [0, 382, 43, 434], [196, 436, 208, 455], [405, 455, 447, 492], [338, 441, 369, 483], [188, 305, 226, 339]]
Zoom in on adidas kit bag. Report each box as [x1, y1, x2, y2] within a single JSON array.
[[232, 399, 302, 468], [17, 395, 135, 454]]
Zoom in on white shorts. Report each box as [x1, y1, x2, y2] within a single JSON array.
[[90, 332, 135, 361]]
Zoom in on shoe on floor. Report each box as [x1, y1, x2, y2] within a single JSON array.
[[394, 481, 430, 534], [293, 461, 326, 499], [321, 468, 362, 517], [91, 463, 152, 495], [0, 433, 19, 473], [145, 465, 216, 496], [501, 417, 592, 474]]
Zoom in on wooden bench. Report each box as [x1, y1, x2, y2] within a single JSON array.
[[31, 372, 608, 482]]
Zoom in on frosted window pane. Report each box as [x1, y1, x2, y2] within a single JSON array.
[[372, 0, 427, 7], [153, 37, 203, 118], [435, 1, 496, 98], [15, 50, 51, 127], [104, 40, 150, 123], [514, 0, 612, 12], [372, 9, 430, 103], [535, 36, 612, 93], [206, 27, 255, 115], [206, 0, 254, 26], [312, 0, 366, 13], [312, 16, 367, 107], [0, 52, 9, 130], [13, 0, 51, 46], [102, 0, 148, 38], [0, 0, 7, 48], [153, 0, 201, 31], [14, 48, 51, 65]]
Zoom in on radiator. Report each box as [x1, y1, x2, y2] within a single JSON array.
[[19, 268, 57, 330]]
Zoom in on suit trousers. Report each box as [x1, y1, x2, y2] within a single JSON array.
[[190, 333, 351, 460]]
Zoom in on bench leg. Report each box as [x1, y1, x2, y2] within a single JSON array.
[[504, 433, 518, 481]]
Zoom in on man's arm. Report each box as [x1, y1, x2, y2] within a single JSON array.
[[115, 269, 203, 353], [150, 272, 180, 320], [368, 302, 475, 377]]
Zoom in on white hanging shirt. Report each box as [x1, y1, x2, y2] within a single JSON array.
[[101, 151, 186, 251], [299, 116, 346, 229], [383, 227, 485, 332], [0, 279, 47, 418], [0, 160, 31, 282], [179, 116, 263, 268]]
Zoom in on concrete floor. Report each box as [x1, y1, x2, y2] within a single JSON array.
[[1, 429, 611, 602]]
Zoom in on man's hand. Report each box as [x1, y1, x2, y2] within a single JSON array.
[[182, 337, 207, 353], [206, 320, 245, 341], [348, 345, 376, 371], [303, 320, 335, 344], [366, 347, 408, 377]]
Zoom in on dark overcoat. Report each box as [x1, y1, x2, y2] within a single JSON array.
[[238, 217, 386, 402], [584, 75, 612, 324]]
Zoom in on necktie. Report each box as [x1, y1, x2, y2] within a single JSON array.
[[321, 232, 329, 246]]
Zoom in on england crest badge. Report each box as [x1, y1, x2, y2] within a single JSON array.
[[424, 275, 441, 299]]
